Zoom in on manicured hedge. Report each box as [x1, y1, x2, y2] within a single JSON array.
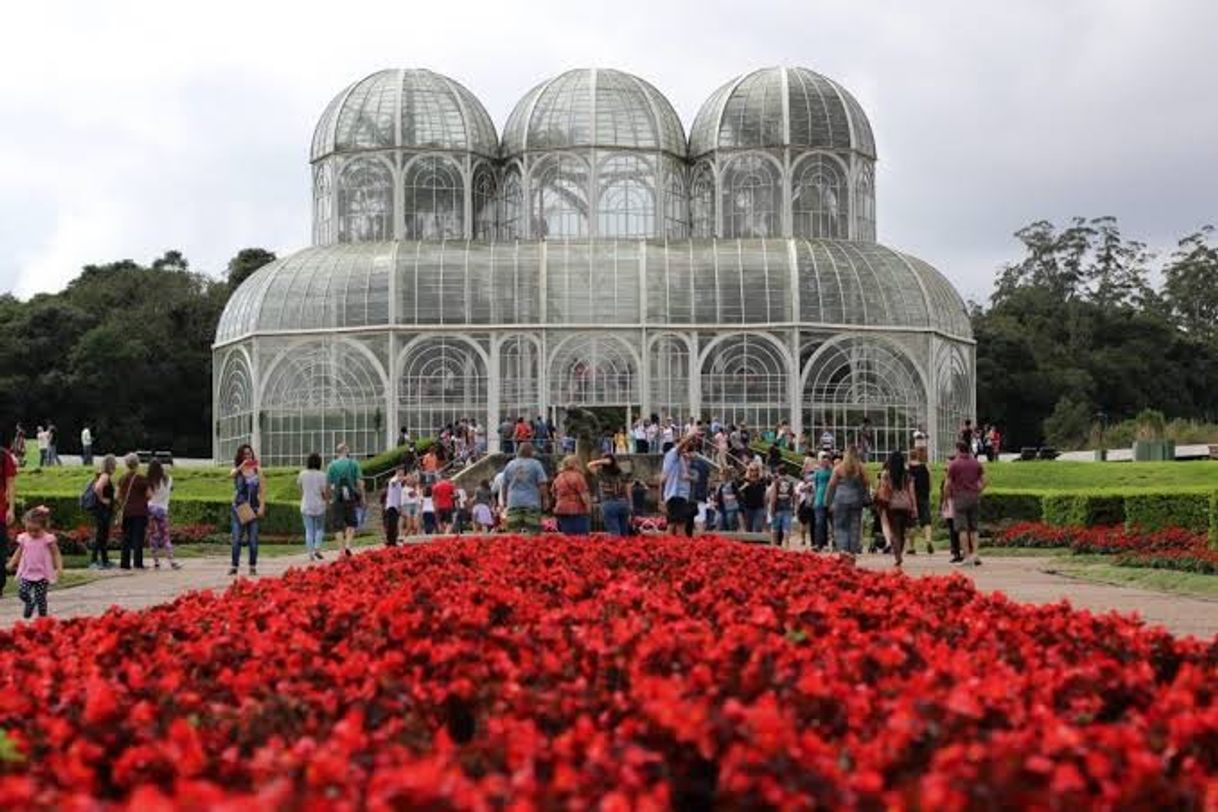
[[362, 439, 436, 480], [1209, 490, 1218, 550], [15, 494, 302, 537], [980, 492, 1043, 525], [1041, 492, 1126, 527], [1123, 492, 1212, 534]]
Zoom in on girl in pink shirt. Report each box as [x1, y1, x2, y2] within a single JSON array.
[[6, 506, 62, 619]]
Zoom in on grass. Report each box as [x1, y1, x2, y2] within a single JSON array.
[[1045, 558, 1218, 600], [14, 464, 304, 502], [52, 571, 103, 591], [976, 545, 1071, 558]]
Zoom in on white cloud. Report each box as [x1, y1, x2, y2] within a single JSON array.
[[1, 0, 1215, 303]]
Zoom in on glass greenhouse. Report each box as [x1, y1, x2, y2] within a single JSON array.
[[214, 66, 975, 466]]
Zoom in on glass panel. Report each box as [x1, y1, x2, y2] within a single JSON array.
[[597, 154, 655, 238], [700, 334, 790, 432], [792, 153, 849, 238], [337, 157, 393, 243], [531, 154, 589, 238], [398, 337, 487, 438], [689, 162, 715, 238], [402, 155, 464, 239], [548, 334, 638, 406], [720, 153, 782, 238], [472, 163, 497, 240]]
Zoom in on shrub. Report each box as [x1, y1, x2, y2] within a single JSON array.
[[1210, 491, 1218, 550], [362, 439, 436, 480], [980, 492, 1043, 525], [1123, 492, 1211, 533], [1041, 493, 1126, 527]]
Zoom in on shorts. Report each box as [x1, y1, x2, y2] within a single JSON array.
[[402, 503, 419, 518], [952, 493, 980, 532], [437, 508, 454, 526], [916, 497, 932, 527], [505, 507, 542, 533], [330, 501, 359, 532], [665, 497, 693, 522], [772, 510, 794, 534]]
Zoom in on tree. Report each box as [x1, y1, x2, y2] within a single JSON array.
[[226, 248, 277, 291], [1163, 226, 1218, 344]]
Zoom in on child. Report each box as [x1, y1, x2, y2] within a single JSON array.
[[421, 485, 437, 535], [146, 460, 181, 570], [6, 506, 63, 619]]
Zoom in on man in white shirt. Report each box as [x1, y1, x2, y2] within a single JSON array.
[[35, 426, 49, 468], [80, 426, 93, 466]]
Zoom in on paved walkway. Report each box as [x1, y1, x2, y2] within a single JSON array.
[[3, 542, 1216, 639]]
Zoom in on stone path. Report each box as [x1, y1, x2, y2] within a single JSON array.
[[3, 541, 1216, 639]]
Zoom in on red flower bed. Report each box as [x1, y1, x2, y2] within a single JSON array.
[[995, 522, 1207, 557], [1116, 545, 1218, 575], [992, 521, 1075, 548], [1, 536, 1217, 809]]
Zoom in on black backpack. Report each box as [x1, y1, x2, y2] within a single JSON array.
[[79, 476, 99, 512]]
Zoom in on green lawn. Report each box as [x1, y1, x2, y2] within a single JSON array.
[[981, 460, 1218, 494], [14, 464, 304, 502], [1044, 558, 1218, 600]]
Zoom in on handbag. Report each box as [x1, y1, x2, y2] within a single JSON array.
[[235, 502, 257, 525]]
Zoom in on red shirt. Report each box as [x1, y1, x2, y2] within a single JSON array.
[[946, 456, 984, 496], [432, 479, 455, 511]]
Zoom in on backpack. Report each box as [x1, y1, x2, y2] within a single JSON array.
[[80, 476, 99, 512]]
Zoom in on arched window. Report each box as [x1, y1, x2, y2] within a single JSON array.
[[597, 154, 655, 238], [720, 154, 783, 238], [216, 352, 254, 464], [803, 337, 925, 460], [260, 340, 386, 467], [399, 337, 487, 438], [689, 162, 715, 238], [312, 162, 334, 245], [792, 154, 848, 238], [701, 334, 790, 432], [531, 155, 589, 238], [663, 161, 688, 238], [402, 155, 464, 240], [856, 165, 876, 241], [549, 334, 637, 406], [935, 343, 972, 461], [337, 158, 393, 242], [648, 335, 689, 416], [472, 164, 497, 240], [500, 167, 523, 240], [499, 334, 541, 423]]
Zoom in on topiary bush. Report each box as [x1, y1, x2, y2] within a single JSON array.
[[1041, 492, 1126, 527], [1123, 492, 1211, 534]]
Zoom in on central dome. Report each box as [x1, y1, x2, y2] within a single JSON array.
[[501, 68, 687, 157]]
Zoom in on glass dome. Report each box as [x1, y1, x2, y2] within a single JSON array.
[[689, 66, 875, 159], [311, 69, 498, 162], [501, 68, 686, 157]]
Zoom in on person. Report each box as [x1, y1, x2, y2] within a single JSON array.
[[877, 451, 917, 567], [420, 485, 437, 534], [909, 447, 934, 555], [117, 453, 149, 570], [298, 452, 329, 561], [432, 476, 455, 533], [80, 426, 93, 467], [453, 486, 470, 534], [960, 420, 975, 454], [826, 446, 871, 555], [987, 425, 1002, 462], [501, 442, 548, 534], [145, 460, 180, 570], [35, 426, 49, 468], [472, 479, 495, 533], [912, 427, 928, 454], [613, 427, 628, 455], [740, 463, 768, 533], [230, 444, 266, 576], [420, 447, 439, 484], [946, 441, 986, 566], [13, 424, 26, 468], [587, 453, 631, 536], [796, 471, 815, 548], [499, 418, 515, 455], [940, 468, 962, 564], [512, 417, 534, 451], [766, 443, 783, 476], [551, 455, 592, 535], [533, 416, 550, 454], [382, 465, 405, 546], [819, 427, 835, 454], [811, 451, 833, 551], [6, 506, 62, 619], [397, 427, 409, 448], [631, 421, 648, 455], [326, 442, 364, 558], [401, 474, 422, 537], [659, 433, 695, 537], [0, 433, 17, 597], [768, 468, 798, 549], [689, 452, 712, 532], [856, 417, 873, 462], [88, 455, 117, 570], [714, 472, 741, 532], [47, 424, 60, 466]]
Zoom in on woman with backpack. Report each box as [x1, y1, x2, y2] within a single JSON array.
[[877, 450, 918, 567], [86, 455, 117, 569]]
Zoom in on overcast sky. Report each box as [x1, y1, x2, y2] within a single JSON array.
[[1, 0, 1215, 303]]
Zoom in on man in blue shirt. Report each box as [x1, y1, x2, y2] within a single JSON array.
[[660, 433, 696, 537]]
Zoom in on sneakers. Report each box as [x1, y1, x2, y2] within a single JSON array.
[[228, 567, 238, 576], [949, 555, 965, 565], [907, 546, 917, 556], [154, 560, 160, 569], [344, 549, 353, 558], [170, 562, 182, 570], [973, 558, 982, 567], [88, 562, 102, 571], [926, 542, 934, 555], [312, 552, 324, 561], [249, 567, 258, 577]]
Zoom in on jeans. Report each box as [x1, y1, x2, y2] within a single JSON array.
[[813, 506, 829, 548], [302, 512, 325, 552], [231, 509, 259, 568], [745, 507, 767, 533], [383, 507, 400, 545], [833, 504, 863, 553], [82, 445, 93, 466], [772, 510, 793, 537], [601, 499, 631, 536], [121, 515, 147, 569], [719, 508, 739, 532], [556, 514, 591, 535], [91, 508, 112, 566]]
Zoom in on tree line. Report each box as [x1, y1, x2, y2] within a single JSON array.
[[973, 218, 1218, 450], [0, 248, 275, 458]]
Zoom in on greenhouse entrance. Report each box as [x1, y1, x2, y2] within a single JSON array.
[[552, 404, 640, 447]]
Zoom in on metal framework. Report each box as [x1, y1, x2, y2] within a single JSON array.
[[214, 65, 976, 463]]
